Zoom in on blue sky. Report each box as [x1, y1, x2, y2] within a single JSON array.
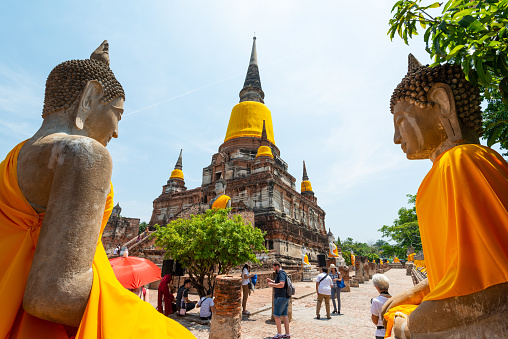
[[1, 1, 503, 244]]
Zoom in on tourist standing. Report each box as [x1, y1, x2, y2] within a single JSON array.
[[176, 279, 197, 314], [197, 289, 215, 320], [242, 261, 255, 315], [267, 261, 290, 339], [329, 264, 342, 315], [315, 267, 333, 319], [370, 274, 391, 339], [157, 273, 173, 316]]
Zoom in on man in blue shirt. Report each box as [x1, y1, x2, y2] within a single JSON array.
[[267, 261, 290, 339]]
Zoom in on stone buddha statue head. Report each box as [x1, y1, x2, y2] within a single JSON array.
[[214, 176, 227, 196], [41, 40, 125, 146], [391, 54, 481, 161]]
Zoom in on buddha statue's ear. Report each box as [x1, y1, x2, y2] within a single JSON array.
[[75, 80, 104, 130], [428, 83, 462, 142]]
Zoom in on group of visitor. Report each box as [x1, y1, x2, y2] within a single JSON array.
[[155, 274, 215, 320], [315, 264, 342, 319]]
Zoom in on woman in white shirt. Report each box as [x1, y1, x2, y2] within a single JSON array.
[[315, 267, 333, 319], [370, 274, 391, 339], [241, 261, 255, 315], [197, 289, 215, 320]]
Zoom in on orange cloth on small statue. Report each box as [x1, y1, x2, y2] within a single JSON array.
[[383, 304, 418, 338], [212, 195, 231, 209], [417, 144, 508, 301], [0, 141, 194, 339]]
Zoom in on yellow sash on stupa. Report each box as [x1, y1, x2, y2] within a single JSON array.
[[0, 141, 194, 339]]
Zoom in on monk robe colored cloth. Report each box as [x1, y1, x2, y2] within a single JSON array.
[[383, 304, 418, 338], [211, 195, 231, 209], [0, 141, 195, 339], [417, 144, 508, 301]]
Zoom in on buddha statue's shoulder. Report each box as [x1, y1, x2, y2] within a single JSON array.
[[436, 143, 502, 168], [22, 134, 112, 168]]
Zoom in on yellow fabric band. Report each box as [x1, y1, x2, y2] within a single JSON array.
[[170, 169, 184, 180], [256, 146, 273, 158], [224, 101, 275, 144]]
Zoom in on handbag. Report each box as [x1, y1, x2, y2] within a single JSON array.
[[179, 298, 186, 316], [248, 282, 254, 290], [338, 279, 346, 289]]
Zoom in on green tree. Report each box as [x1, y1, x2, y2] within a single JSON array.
[[152, 208, 267, 297], [484, 91, 508, 155], [139, 221, 148, 234], [388, 0, 508, 150], [379, 194, 421, 258]]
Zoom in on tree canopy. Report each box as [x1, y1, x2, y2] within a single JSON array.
[[378, 194, 421, 258], [152, 208, 267, 297], [388, 0, 508, 152], [340, 237, 381, 263], [138, 221, 148, 234]]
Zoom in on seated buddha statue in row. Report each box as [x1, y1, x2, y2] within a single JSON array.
[[382, 54, 508, 338]]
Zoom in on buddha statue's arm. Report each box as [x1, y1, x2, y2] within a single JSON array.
[[381, 278, 430, 326], [23, 138, 113, 327]]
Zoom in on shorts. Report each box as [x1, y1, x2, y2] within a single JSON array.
[[273, 297, 289, 317]]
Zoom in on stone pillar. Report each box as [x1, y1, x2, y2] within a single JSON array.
[[355, 256, 364, 283], [363, 259, 369, 281], [369, 262, 375, 278], [338, 266, 350, 292], [406, 262, 414, 276], [270, 272, 292, 322], [210, 275, 242, 339]]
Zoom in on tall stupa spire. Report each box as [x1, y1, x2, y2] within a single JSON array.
[[301, 161, 314, 195], [302, 161, 309, 181], [169, 149, 184, 181], [175, 149, 183, 170], [239, 36, 265, 103]]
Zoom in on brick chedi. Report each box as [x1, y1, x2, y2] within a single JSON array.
[[102, 203, 140, 255], [149, 37, 328, 264]]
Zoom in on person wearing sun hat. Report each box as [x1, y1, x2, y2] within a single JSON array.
[[329, 264, 342, 315]]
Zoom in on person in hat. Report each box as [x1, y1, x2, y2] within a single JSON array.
[[329, 264, 342, 314], [242, 261, 255, 315]]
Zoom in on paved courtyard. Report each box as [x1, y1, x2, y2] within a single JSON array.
[[152, 268, 413, 338]]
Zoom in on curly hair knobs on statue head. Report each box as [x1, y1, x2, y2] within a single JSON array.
[[390, 54, 483, 135], [42, 40, 125, 118]]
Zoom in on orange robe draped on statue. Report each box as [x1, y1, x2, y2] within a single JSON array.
[[417, 144, 508, 301], [383, 144, 508, 337], [211, 195, 231, 209], [0, 142, 195, 339]]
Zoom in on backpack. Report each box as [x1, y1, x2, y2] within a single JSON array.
[[282, 271, 296, 297]]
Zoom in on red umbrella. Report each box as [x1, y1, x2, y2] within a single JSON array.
[[109, 256, 161, 289]]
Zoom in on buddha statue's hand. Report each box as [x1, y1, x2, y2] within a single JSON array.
[[381, 278, 430, 327]]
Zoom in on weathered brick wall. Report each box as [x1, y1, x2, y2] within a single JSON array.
[[210, 275, 242, 339], [102, 216, 140, 254]]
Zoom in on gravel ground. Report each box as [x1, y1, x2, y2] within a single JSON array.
[[148, 268, 413, 339]]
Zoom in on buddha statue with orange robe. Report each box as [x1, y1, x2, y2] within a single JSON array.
[[0, 41, 193, 338], [210, 176, 231, 209], [381, 55, 508, 338]]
